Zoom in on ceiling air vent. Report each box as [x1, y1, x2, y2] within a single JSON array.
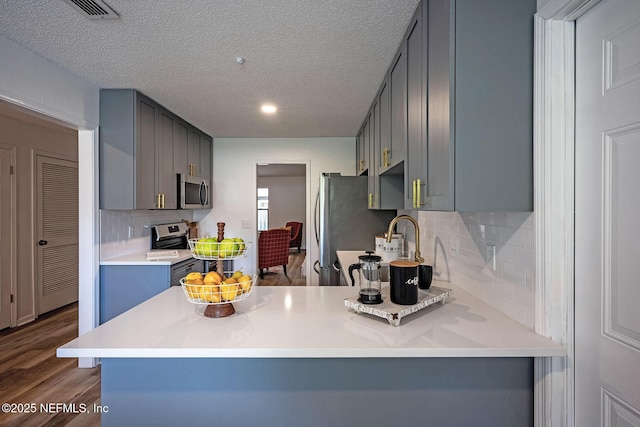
[[61, 0, 119, 20]]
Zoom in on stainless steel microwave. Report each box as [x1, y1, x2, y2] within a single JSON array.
[[178, 174, 210, 209]]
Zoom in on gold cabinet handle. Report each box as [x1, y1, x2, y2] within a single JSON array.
[[417, 179, 426, 207], [412, 180, 417, 208], [383, 148, 391, 168], [156, 194, 161, 209], [359, 160, 364, 172], [369, 193, 374, 208], [161, 193, 165, 209]]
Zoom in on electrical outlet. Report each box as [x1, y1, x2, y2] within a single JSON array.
[[486, 244, 496, 270], [241, 220, 251, 229], [449, 237, 460, 259]]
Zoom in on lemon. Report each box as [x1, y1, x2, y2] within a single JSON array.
[[220, 282, 238, 301], [204, 271, 222, 285], [238, 275, 253, 293], [199, 284, 220, 303], [185, 272, 203, 282], [231, 270, 243, 280], [184, 284, 201, 299]]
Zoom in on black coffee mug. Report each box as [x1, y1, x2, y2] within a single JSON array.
[[389, 260, 419, 305], [418, 264, 433, 290]]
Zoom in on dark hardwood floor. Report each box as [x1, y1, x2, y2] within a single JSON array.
[[0, 303, 101, 426]]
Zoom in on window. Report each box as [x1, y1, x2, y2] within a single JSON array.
[[257, 188, 269, 231]]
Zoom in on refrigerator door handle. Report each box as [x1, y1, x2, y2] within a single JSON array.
[[314, 187, 320, 245]]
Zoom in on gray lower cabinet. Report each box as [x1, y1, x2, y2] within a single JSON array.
[[100, 89, 212, 210], [416, 0, 535, 211], [100, 258, 204, 324], [100, 265, 170, 324]]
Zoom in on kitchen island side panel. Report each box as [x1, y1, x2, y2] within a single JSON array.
[[101, 357, 533, 427]]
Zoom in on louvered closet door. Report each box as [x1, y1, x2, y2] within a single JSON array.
[[35, 154, 78, 315]]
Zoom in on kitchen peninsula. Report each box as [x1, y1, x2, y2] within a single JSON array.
[[59, 278, 563, 426]]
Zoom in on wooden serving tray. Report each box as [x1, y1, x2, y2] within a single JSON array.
[[344, 286, 452, 326]]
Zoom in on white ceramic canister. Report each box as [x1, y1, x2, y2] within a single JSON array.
[[375, 233, 402, 262]]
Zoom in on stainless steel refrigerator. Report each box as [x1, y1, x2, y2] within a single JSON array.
[[314, 173, 397, 286]]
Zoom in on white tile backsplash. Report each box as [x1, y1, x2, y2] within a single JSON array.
[[100, 210, 194, 260], [409, 210, 535, 329]]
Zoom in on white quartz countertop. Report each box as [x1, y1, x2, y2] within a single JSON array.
[[100, 249, 195, 266], [58, 282, 564, 359]]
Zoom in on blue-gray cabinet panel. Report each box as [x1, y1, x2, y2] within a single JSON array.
[[101, 357, 533, 427], [100, 265, 170, 324]]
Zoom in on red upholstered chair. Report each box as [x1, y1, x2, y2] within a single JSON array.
[[286, 221, 303, 253], [257, 229, 291, 279]]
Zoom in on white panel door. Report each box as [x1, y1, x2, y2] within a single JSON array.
[[575, 0, 640, 425], [0, 146, 12, 329], [35, 154, 78, 315]]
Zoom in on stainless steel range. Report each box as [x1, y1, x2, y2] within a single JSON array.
[[150, 222, 190, 250], [150, 222, 204, 286]]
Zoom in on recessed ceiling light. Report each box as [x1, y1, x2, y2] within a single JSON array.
[[261, 104, 277, 114]]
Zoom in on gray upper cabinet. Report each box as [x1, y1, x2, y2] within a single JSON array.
[[173, 119, 190, 176], [158, 109, 177, 209], [100, 89, 212, 210], [199, 133, 212, 205], [421, 0, 535, 211], [369, 80, 404, 210], [200, 135, 212, 182], [356, 119, 369, 176], [386, 39, 407, 174], [100, 89, 165, 209], [404, 2, 425, 210], [174, 121, 212, 182], [359, 0, 535, 212], [367, 104, 379, 209]]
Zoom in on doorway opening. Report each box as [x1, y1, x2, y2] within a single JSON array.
[[255, 163, 308, 286]]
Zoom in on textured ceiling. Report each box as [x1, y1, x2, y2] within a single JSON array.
[[0, 0, 420, 138]]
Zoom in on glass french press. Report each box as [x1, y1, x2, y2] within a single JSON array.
[[348, 251, 383, 304]]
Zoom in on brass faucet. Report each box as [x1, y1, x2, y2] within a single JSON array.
[[386, 214, 424, 263]]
